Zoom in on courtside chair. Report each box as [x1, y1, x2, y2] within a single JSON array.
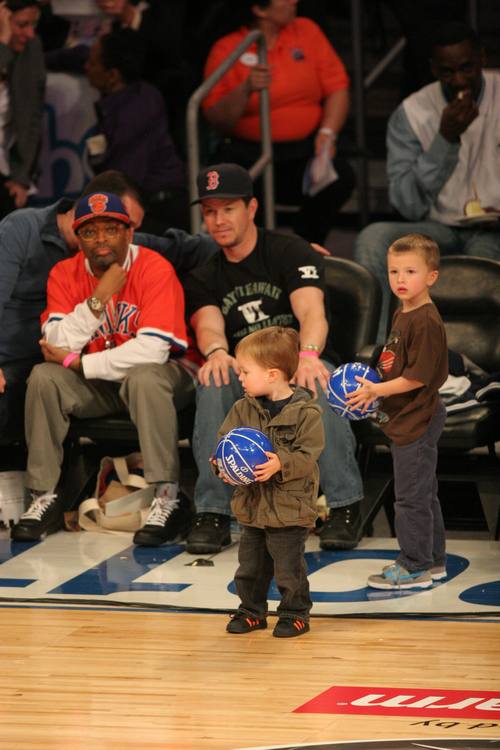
[[60, 403, 195, 514], [323, 256, 382, 362]]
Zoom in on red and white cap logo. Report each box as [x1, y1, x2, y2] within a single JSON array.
[[88, 193, 109, 214], [206, 171, 220, 191]]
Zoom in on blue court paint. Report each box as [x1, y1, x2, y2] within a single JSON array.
[[227, 549, 470, 602], [459, 580, 500, 607], [0, 539, 40, 562], [49, 544, 191, 595], [0, 539, 40, 588]]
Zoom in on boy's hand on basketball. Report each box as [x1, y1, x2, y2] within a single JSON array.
[[210, 456, 236, 484], [198, 351, 239, 387], [293, 357, 330, 395], [254, 451, 281, 482], [346, 376, 380, 412], [216, 465, 240, 486]]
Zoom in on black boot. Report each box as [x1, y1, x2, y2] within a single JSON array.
[[185, 512, 231, 554], [319, 501, 363, 550]]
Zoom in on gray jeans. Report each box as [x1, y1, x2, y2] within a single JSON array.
[[392, 400, 447, 572], [25, 361, 195, 491], [235, 524, 311, 622]]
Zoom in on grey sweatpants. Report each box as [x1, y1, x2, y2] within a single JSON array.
[[24, 361, 195, 491], [392, 400, 447, 572]]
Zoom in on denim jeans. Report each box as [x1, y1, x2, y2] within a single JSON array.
[[235, 524, 311, 621], [192, 365, 363, 514], [392, 401, 447, 572], [354, 220, 500, 343]]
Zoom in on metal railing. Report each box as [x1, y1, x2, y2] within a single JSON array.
[[186, 30, 275, 234]]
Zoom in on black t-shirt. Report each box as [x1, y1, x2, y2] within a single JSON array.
[[259, 394, 293, 418], [184, 229, 326, 354]]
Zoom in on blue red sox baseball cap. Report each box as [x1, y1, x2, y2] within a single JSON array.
[[192, 163, 254, 204], [72, 192, 131, 232]]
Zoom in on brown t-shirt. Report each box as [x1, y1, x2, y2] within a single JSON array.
[[376, 303, 448, 445]]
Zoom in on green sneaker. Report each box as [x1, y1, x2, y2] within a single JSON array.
[[383, 563, 447, 581], [368, 563, 433, 590]]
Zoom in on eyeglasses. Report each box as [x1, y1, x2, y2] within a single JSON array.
[[79, 223, 126, 242]]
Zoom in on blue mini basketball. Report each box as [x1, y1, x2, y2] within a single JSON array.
[[215, 427, 273, 485], [326, 361, 381, 421]]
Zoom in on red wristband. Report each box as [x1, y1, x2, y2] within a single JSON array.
[[299, 350, 320, 359], [62, 352, 79, 368]]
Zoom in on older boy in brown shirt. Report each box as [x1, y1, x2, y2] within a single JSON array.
[[347, 234, 448, 589]]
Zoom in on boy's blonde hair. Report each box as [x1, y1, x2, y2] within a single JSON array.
[[235, 326, 299, 380], [388, 233, 441, 270]]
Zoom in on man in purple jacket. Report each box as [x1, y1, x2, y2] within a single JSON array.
[[85, 27, 189, 233]]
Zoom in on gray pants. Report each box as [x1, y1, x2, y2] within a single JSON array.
[[25, 361, 195, 491], [235, 525, 311, 622], [392, 401, 447, 572]]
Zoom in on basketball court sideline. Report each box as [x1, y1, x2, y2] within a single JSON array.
[[0, 528, 498, 750]]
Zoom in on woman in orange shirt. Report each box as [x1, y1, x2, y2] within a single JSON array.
[[202, 0, 354, 244]]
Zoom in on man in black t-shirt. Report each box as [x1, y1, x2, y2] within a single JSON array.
[[184, 163, 364, 554]]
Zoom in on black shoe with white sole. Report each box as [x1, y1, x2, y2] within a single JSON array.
[[133, 492, 192, 546], [11, 492, 62, 542]]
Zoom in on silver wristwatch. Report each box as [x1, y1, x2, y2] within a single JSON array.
[[87, 295, 105, 314]]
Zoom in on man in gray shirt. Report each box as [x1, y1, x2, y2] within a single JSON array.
[[354, 22, 500, 342]]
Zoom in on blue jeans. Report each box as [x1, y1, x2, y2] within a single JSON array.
[[354, 220, 500, 343], [192, 364, 363, 514], [392, 401, 447, 572]]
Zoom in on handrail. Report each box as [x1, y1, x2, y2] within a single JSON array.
[[186, 30, 275, 234]]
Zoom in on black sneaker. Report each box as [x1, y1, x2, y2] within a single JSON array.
[[11, 492, 62, 542], [226, 612, 267, 634], [185, 512, 231, 554], [273, 617, 310, 638], [133, 492, 192, 546], [319, 501, 362, 550]]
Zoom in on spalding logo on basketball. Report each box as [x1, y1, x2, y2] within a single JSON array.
[[215, 428, 273, 485], [326, 362, 381, 421]]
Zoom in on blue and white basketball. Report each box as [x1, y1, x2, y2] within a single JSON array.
[[326, 362, 381, 421], [215, 427, 273, 485]]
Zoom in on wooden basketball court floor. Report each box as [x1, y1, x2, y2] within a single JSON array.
[[0, 528, 499, 750]]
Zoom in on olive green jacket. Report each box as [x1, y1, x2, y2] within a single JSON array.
[[216, 385, 325, 529]]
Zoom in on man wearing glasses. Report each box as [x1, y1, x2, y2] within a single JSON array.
[[11, 191, 198, 543]]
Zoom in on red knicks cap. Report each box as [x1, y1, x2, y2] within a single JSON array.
[[72, 192, 131, 231], [191, 163, 254, 204]]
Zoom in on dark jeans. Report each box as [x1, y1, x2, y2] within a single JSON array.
[[235, 524, 311, 622], [0, 358, 40, 440], [216, 136, 355, 244], [391, 401, 447, 572]]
